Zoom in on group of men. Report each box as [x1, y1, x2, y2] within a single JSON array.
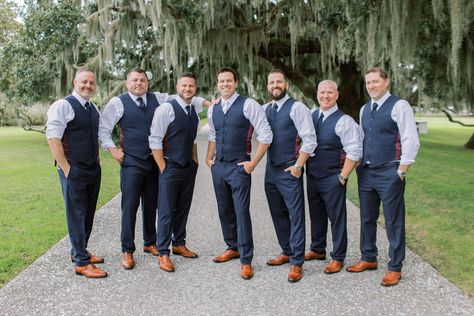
[[46, 65, 419, 287]]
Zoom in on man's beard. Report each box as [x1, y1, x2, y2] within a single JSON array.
[[272, 88, 286, 101]]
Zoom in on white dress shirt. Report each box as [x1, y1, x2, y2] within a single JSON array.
[[358, 92, 420, 165], [149, 96, 200, 150], [99, 92, 204, 150], [207, 92, 273, 144], [312, 104, 362, 161], [46, 91, 100, 140], [263, 94, 317, 155]]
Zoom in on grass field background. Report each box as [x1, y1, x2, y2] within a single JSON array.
[[0, 115, 473, 296], [0, 127, 120, 287]]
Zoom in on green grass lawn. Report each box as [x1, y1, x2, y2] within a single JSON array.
[[347, 116, 474, 296], [0, 127, 120, 287]]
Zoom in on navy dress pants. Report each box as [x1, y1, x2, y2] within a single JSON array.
[[156, 161, 198, 255], [59, 162, 101, 267], [120, 155, 158, 253], [264, 164, 305, 266], [307, 173, 348, 261], [211, 160, 253, 264], [357, 164, 406, 272]]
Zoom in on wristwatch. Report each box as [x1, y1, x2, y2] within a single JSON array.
[[397, 169, 407, 178], [338, 174, 348, 182], [294, 164, 302, 171]]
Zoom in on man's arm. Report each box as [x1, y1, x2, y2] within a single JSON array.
[[284, 152, 310, 178], [206, 141, 216, 167], [238, 142, 269, 174], [192, 143, 199, 165], [99, 97, 124, 164], [152, 149, 166, 172], [47, 138, 70, 177]]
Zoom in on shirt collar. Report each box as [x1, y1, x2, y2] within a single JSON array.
[[320, 104, 339, 119], [175, 95, 193, 110], [128, 92, 147, 105], [371, 91, 391, 108], [221, 92, 239, 106], [72, 91, 89, 107], [273, 94, 290, 109]]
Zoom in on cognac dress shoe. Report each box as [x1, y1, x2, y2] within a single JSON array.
[[158, 255, 175, 272], [121, 252, 135, 270], [381, 271, 402, 287], [346, 261, 378, 273], [75, 264, 108, 278], [143, 245, 159, 256], [213, 249, 240, 263], [304, 250, 326, 261], [266, 254, 290, 266], [172, 245, 198, 258], [70, 251, 104, 264], [288, 265, 303, 283], [240, 264, 254, 280], [324, 260, 344, 274]]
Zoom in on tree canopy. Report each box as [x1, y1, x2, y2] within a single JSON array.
[[1, 0, 473, 120]]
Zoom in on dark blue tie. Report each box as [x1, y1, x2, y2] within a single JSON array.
[[137, 97, 146, 111], [185, 105, 191, 116], [371, 102, 378, 118]]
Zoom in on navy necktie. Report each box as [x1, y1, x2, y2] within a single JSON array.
[[371, 102, 378, 118], [185, 105, 191, 116], [318, 112, 324, 124], [84, 101, 90, 111], [137, 97, 146, 111]]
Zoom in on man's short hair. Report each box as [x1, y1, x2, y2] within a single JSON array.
[[178, 72, 197, 81], [365, 67, 389, 79], [127, 68, 148, 79], [317, 80, 338, 91], [74, 68, 94, 79], [268, 69, 287, 81], [217, 67, 238, 82]]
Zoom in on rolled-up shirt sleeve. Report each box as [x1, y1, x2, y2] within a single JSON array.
[[149, 103, 174, 150], [207, 105, 216, 142], [46, 100, 75, 139], [335, 115, 362, 161], [243, 98, 273, 144], [98, 97, 124, 150], [290, 102, 317, 154], [392, 100, 420, 165]]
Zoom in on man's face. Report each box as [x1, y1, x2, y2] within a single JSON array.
[[267, 72, 288, 101], [217, 72, 238, 99], [365, 72, 390, 101], [176, 76, 197, 103], [125, 71, 149, 96], [73, 71, 96, 100], [317, 82, 339, 111]]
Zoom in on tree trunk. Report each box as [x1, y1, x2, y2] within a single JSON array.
[[337, 59, 367, 121], [464, 132, 474, 149]]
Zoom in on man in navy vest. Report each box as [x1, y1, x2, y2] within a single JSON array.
[[46, 69, 107, 278], [99, 68, 209, 270], [305, 80, 361, 275], [149, 73, 201, 272], [206, 67, 272, 280], [263, 70, 316, 283], [346, 67, 420, 287]]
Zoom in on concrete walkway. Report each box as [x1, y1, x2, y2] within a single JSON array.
[[1, 130, 473, 315]]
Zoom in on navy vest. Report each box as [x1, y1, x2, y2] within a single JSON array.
[[307, 109, 345, 179], [265, 98, 301, 166], [213, 95, 253, 162], [361, 95, 401, 166], [163, 100, 199, 166], [62, 95, 99, 166], [118, 92, 160, 160]]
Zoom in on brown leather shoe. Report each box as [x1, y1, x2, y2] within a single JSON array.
[[324, 260, 344, 274], [143, 245, 159, 256], [172, 245, 198, 258], [121, 252, 135, 270], [266, 254, 290, 266], [346, 260, 377, 273], [213, 249, 240, 263], [288, 265, 303, 283], [158, 255, 175, 272], [304, 250, 326, 261], [70, 251, 104, 264], [75, 264, 108, 278], [381, 271, 402, 287], [240, 264, 254, 280]]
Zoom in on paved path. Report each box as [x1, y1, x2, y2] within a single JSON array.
[[1, 130, 473, 315]]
